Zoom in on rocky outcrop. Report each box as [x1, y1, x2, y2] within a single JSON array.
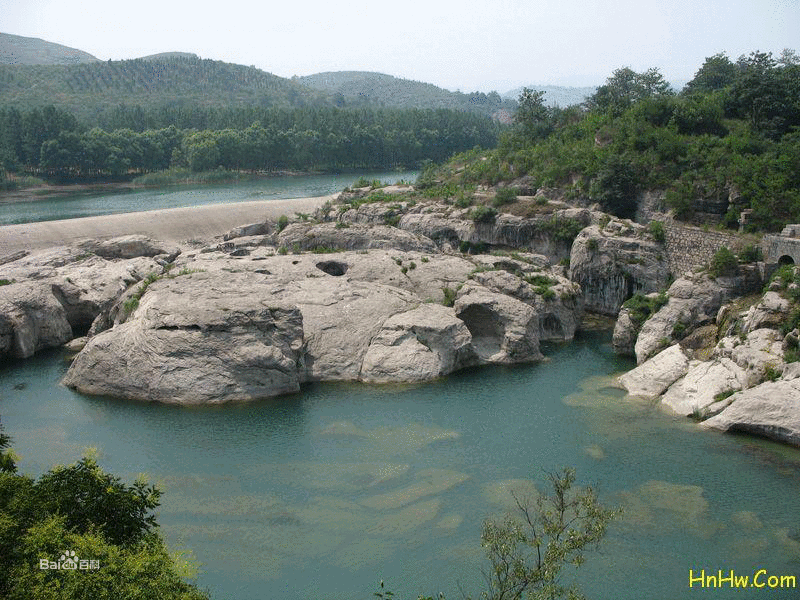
[[360, 304, 477, 382], [661, 358, 748, 416], [634, 272, 755, 364], [618, 344, 689, 399], [702, 379, 800, 446], [0, 239, 171, 359], [62, 244, 580, 403], [62, 271, 305, 404], [339, 201, 595, 263], [569, 221, 670, 316], [278, 222, 438, 253], [454, 282, 542, 363], [617, 263, 799, 445]]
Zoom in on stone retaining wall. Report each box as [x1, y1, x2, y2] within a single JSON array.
[[663, 224, 745, 278]]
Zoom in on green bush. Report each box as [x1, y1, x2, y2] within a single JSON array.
[[648, 220, 666, 243], [737, 244, 763, 263], [0, 420, 208, 600], [471, 205, 498, 223], [708, 246, 738, 277], [492, 186, 518, 207], [623, 292, 668, 324], [277, 214, 289, 232]]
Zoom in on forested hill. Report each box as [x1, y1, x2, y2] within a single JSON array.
[[0, 55, 330, 123], [296, 71, 517, 117], [0, 32, 99, 66]]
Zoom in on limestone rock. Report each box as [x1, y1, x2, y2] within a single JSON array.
[[618, 344, 689, 399], [741, 291, 791, 334], [469, 267, 583, 341], [223, 221, 272, 241], [661, 358, 747, 416], [0, 281, 73, 359], [62, 271, 305, 403], [453, 282, 542, 363], [713, 328, 785, 388], [635, 273, 746, 364], [612, 307, 639, 356], [80, 235, 181, 261], [569, 223, 670, 316], [360, 304, 477, 382], [278, 222, 437, 253], [702, 379, 800, 446]]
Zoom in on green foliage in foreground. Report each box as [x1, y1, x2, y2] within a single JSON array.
[[0, 419, 209, 600], [378, 467, 620, 600]]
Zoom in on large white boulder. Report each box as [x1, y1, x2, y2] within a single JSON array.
[[702, 379, 800, 447], [618, 344, 689, 398]]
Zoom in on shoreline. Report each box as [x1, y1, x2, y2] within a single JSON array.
[[0, 194, 334, 256]]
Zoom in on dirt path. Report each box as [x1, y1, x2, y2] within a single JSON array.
[[0, 195, 333, 256]]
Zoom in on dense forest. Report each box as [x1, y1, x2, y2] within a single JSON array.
[[0, 104, 500, 179], [0, 53, 507, 182], [428, 50, 800, 232]]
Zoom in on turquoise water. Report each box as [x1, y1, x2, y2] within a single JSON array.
[[0, 170, 417, 225], [2, 330, 799, 600]]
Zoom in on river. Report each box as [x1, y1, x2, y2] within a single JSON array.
[[0, 170, 417, 225], [1, 176, 799, 599]]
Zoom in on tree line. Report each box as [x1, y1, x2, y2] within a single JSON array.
[[0, 105, 501, 180]]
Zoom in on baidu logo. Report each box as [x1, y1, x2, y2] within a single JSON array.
[[39, 549, 100, 570]]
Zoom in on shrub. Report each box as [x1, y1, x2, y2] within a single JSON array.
[[277, 214, 289, 232], [737, 244, 763, 263], [708, 246, 738, 277], [587, 238, 599, 252], [623, 292, 668, 324], [471, 205, 498, 223], [492, 186, 518, 207], [648, 220, 666, 243], [441, 286, 457, 307]]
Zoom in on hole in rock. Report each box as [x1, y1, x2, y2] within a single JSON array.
[[316, 260, 349, 276]]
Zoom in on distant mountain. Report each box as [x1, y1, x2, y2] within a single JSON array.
[[0, 32, 99, 65], [296, 71, 516, 117], [139, 52, 200, 61], [502, 85, 597, 107]]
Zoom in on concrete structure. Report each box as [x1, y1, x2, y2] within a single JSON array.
[[763, 224, 800, 267]]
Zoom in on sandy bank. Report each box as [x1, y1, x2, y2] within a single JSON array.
[[0, 195, 334, 256]]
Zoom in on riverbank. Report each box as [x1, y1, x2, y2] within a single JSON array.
[[0, 194, 334, 255]]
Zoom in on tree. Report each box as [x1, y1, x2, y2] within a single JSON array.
[[481, 468, 620, 600], [683, 53, 737, 95], [515, 88, 552, 140], [588, 67, 673, 115]]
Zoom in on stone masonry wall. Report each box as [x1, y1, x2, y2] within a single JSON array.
[[664, 224, 745, 278]]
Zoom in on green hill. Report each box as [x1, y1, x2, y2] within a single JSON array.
[[296, 71, 516, 117], [0, 32, 99, 65], [0, 55, 330, 121]]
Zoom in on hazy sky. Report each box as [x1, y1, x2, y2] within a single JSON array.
[[2, 0, 798, 92]]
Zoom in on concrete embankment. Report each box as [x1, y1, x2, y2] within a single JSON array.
[[0, 195, 334, 256]]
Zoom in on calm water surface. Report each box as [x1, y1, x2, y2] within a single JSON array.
[[0, 170, 417, 225], [2, 330, 799, 600]]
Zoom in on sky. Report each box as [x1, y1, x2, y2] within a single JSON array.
[[2, 0, 798, 93]]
